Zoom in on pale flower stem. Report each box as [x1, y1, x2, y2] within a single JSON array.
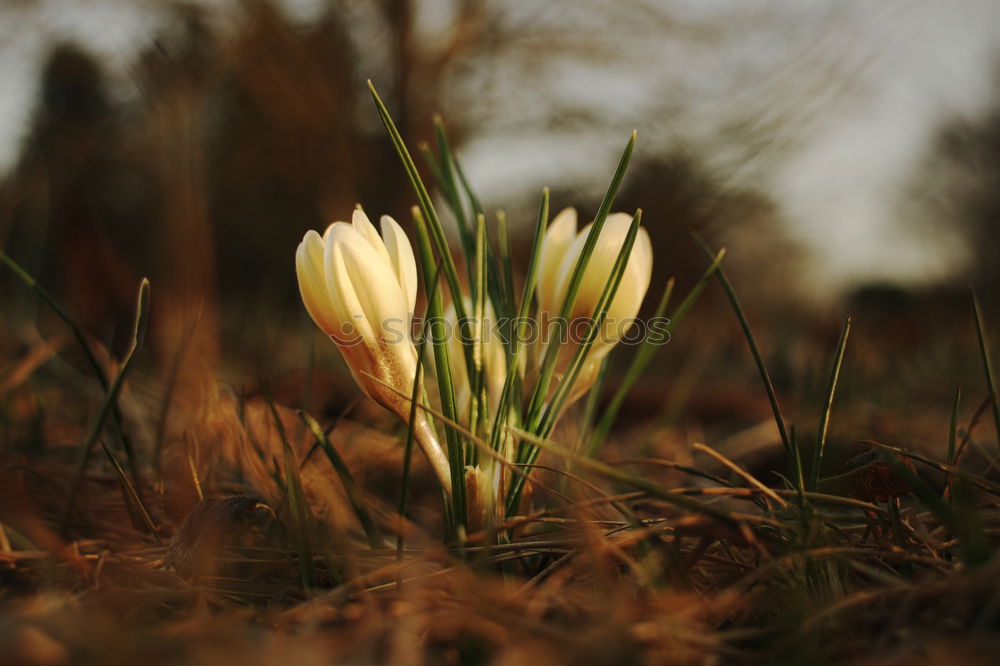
[[412, 412, 453, 496]]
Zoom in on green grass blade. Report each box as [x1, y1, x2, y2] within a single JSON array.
[[489, 189, 550, 452], [63, 279, 150, 528], [435, 118, 509, 323], [577, 356, 609, 452], [508, 426, 740, 525], [466, 213, 489, 445], [948, 386, 962, 466], [970, 290, 1000, 455], [524, 132, 636, 430], [282, 441, 317, 589], [431, 117, 474, 261], [507, 211, 642, 516], [100, 439, 161, 544], [809, 316, 851, 491], [2, 250, 146, 504], [496, 209, 516, 319], [538, 210, 642, 438], [414, 210, 467, 532], [585, 247, 726, 457], [877, 449, 989, 567], [298, 410, 385, 550], [694, 236, 793, 465], [367, 82, 472, 357], [397, 261, 444, 578]]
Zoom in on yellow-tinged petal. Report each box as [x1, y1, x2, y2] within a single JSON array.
[[379, 215, 418, 314], [323, 226, 374, 345], [536, 207, 577, 314], [554, 212, 650, 326], [335, 229, 412, 348], [351, 208, 394, 267], [296, 230, 338, 335]]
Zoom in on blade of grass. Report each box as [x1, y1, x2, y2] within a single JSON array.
[[970, 290, 1000, 455], [868, 440, 1000, 498], [429, 117, 510, 325], [577, 356, 609, 452], [63, 279, 150, 529], [2, 251, 147, 505], [451, 145, 510, 321], [948, 387, 962, 466], [413, 208, 467, 533], [431, 116, 474, 265], [489, 189, 550, 453], [298, 410, 385, 549], [693, 442, 787, 509], [397, 261, 444, 585], [496, 210, 516, 318], [466, 213, 489, 445], [524, 132, 636, 431], [586, 278, 675, 459], [100, 439, 161, 544], [282, 441, 317, 589], [586, 247, 727, 457], [368, 82, 473, 364], [809, 316, 851, 491], [507, 211, 642, 515], [693, 236, 793, 464], [537, 211, 642, 437]]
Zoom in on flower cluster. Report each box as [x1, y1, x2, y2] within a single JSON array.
[[296, 204, 652, 511]]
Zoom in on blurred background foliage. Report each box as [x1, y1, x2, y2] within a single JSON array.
[[0, 0, 999, 427]]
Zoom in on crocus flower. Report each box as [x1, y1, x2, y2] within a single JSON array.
[[535, 207, 653, 399], [296, 209, 451, 493]]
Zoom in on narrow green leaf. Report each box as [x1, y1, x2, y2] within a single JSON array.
[[298, 410, 385, 550], [489, 189, 550, 453], [970, 290, 1000, 455], [368, 82, 473, 368], [524, 132, 637, 430], [2, 250, 146, 507], [283, 442, 317, 588], [467, 213, 490, 446], [948, 387, 962, 466], [413, 209, 467, 532], [397, 261, 444, 579], [100, 439, 161, 544], [507, 210, 642, 516], [694, 236, 793, 465], [64, 279, 151, 528], [809, 316, 851, 491], [577, 356, 609, 452], [496, 210, 517, 319], [585, 247, 726, 457]]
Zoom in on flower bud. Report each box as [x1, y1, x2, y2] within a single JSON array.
[[536, 207, 653, 399], [296, 209, 451, 492]]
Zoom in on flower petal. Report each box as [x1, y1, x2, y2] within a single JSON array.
[[380, 215, 418, 314], [536, 207, 577, 314], [351, 208, 394, 266], [334, 228, 413, 350], [323, 224, 375, 346], [296, 230, 338, 335]]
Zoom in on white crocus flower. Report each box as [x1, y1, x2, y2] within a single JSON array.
[[536, 207, 653, 400], [296, 209, 451, 493]]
